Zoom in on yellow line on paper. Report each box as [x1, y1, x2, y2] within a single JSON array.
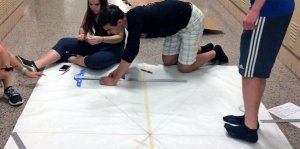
[[142, 66, 155, 149]]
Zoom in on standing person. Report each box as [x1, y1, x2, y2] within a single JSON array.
[[17, 0, 125, 72], [223, 0, 295, 143], [1, 42, 43, 106], [98, 1, 229, 86]]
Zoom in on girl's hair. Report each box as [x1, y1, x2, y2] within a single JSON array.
[[83, 0, 108, 35]]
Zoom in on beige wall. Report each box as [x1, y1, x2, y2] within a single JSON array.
[[229, 0, 250, 13], [283, 0, 300, 57], [219, 0, 300, 77], [0, 0, 24, 40]]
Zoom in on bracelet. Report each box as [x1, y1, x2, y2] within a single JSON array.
[[20, 67, 27, 75]]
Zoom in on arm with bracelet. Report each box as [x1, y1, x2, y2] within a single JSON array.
[[1, 42, 44, 78], [77, 13, 87, 41], [0, 41, 13, 69], [99, 31, 125, 44], [85, 29, 125, 45]]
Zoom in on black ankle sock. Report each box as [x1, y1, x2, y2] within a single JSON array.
[[213, 45, 228, 64], [200, 43, 214, 53], [223, 115, 260, 129], [223, 115, 245, 125], [224, 123, 258, 143]]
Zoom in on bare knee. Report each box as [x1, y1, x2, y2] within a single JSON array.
[[162, 55, 178, 66], [163, 60, 177, 66], [177, 64, 193, 73]]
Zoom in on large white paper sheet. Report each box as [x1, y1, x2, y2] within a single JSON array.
[[5, 63, 292, 149]]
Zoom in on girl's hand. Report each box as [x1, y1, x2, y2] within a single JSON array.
[[77, 34, 86, 41], [85, 36, 102, 45]]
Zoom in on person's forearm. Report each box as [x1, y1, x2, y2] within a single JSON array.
[[0, 43, 12, 67], [113, 60, 131, 82], [79, 12, 87, 35], [79, 27, 86, 35], [101, 34, 123, 44], [0, 50, 11, 67], [0, 42, 9, 52], [251, 0, 265, 14], [0, 43, 4, 52], [8, 52, 24, 71], [0, 47, 25, 73]]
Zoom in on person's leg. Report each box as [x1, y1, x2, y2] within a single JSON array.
[[68, 55, 86, 67], [223, 78, 264, 143], [224, 15, 292, 143], [0, 68, 23, 106], [162, 55, 178, 66], [243, 77, 265, 129], [176, 5, 214, 72], [161, 35, 219, 68], [0, 49, 13, 87], [197, 43, 214, 54], [162, 35, 180, 66], [17, 38, 84, 71], [0, 43, 11, 67], [175, 4, 227, 72], [0, 71, 13, 88], [223, 17, 265, 143], [34, 50, 61, 69], [177, 51, 216, 73], [177, 33, 228, 73], [80, 46, 122, 69], [62, 41, 123, 69], [36, 38, 86, 68]]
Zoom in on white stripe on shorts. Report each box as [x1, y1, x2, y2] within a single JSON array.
[[244, 17, 266, 77]]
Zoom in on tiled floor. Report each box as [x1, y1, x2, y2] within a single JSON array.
[[0, 0, 299, 148]]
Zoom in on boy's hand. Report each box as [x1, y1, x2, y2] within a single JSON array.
[[243, 10, 259, 30], [100, 76, 118, 86]]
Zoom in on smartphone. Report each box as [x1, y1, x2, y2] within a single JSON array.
[[59, 65, 71, 71]]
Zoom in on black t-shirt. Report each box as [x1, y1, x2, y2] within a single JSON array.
[[123, 0, 192, 63]]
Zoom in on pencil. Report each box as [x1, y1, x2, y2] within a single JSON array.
[[140, 69, 153, 74]]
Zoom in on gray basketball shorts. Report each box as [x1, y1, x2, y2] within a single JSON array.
[[239, 15, 292, 78]]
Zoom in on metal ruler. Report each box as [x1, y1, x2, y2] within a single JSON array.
[[75, 76, 187, 83], [11, 132, 27, 149], [260, 119, 300, 123], [126, 78, 187, 83]]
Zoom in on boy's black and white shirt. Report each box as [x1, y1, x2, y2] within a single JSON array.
[[123, 0, 192, 63]]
